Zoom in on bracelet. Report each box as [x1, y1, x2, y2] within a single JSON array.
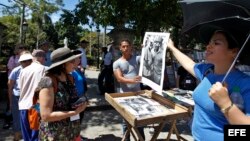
[[221, 102, 234, 114]]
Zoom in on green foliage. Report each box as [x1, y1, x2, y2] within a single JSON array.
[[0, 57, 8, 64], [0, 0, 196, 52], [55, 15, 88, 49], [0, 16, 20, 48], [0, 0, 63, 50], [75, 0, 183, 41]]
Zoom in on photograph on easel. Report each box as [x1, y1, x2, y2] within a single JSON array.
[[115, 95, 176, 118], [139, 32, 170, 95]]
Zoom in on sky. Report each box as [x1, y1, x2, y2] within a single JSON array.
[[0, 0, 109, 32], [0, 0, 78, 22], [51, 0, 79, 23]]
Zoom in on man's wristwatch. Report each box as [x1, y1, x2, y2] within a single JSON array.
[[221, 102, 234, 114]]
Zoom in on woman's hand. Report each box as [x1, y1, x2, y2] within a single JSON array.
[[209, 82, 232, 109], [167, 38, 175, 51], [74, 102, 88, 114]]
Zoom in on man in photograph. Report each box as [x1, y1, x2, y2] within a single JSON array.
[[142, 36, 154, 80], [151, 36, 163, 85], [142, 36, 163, 85]]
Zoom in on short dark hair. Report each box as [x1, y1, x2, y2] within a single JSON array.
[[120, 39, 132, 46], [199, 25, 239, 49]]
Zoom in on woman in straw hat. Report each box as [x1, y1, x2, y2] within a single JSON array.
[[36, 47, 87, 140]]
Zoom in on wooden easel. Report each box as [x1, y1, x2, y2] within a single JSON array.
[[105, 90, 191, 141], [121, 119, 188, 141]]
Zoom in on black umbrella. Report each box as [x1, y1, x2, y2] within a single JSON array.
[[179, 0, 250, 58], [184, 16, 250, 45], [179, 0, 250, 81], [180, 0, 250, 11], [180, 0, 250, 34]]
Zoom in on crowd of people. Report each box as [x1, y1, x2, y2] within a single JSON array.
[[1, 24, 250, 141], [2, 40, 89, 141]]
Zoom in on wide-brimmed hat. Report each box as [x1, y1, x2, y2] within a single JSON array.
[[199, 25, 239, 48], [47, 47, 82, 70], [73, 50, 82, 55], [18, 53, 33, 62]]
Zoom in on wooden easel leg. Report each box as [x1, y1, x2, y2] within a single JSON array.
[[122, 129, 130, 141], [165, 120, 188, 141], [173, 120, 188, 141], [150, 122, 166, 141], [132, 127, 144, 141], [165, 120, 176, 141], [128, 123, 137, 141], [173, 123, 181, 141], [123, 121, 145, 141]]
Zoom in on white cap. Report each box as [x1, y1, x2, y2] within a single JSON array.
[[18, 53, 33, 62]]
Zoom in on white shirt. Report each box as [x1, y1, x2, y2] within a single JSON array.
[[78, 48, 87, 68], [103, 52, 112, 65], [18, 61, 46, 110]]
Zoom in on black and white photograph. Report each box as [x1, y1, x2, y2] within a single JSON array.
[[139, 32, 170, 94], [115, 96, 164, 117]]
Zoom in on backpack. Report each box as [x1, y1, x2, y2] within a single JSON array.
[[28, 90, 40, 130], [181, 73, 197, 90], [28, 103, 40, 130]]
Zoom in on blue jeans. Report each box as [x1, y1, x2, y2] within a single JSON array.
[[20, 110, 39, 141], [11, 96, 20, 132]]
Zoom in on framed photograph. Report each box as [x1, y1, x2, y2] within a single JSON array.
[[139, 32, 170, 95], [105, 90, 189, 126]]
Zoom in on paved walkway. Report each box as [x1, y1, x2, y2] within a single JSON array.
[[0, 69, 194, 141]]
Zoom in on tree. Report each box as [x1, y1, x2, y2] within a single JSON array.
[[28, 0, 63, 47], [0, 16, 20, 46], [0, 0, 63, 48], [75, 0, 183, 41], [56, 9, 88, 49]]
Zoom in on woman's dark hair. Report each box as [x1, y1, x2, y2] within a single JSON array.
[[215, 30, 239, 49], [47, 64, 64, 75]]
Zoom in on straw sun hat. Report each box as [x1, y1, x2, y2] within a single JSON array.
[[47, 47, 82, 70], [18, 53, 33, 62]]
